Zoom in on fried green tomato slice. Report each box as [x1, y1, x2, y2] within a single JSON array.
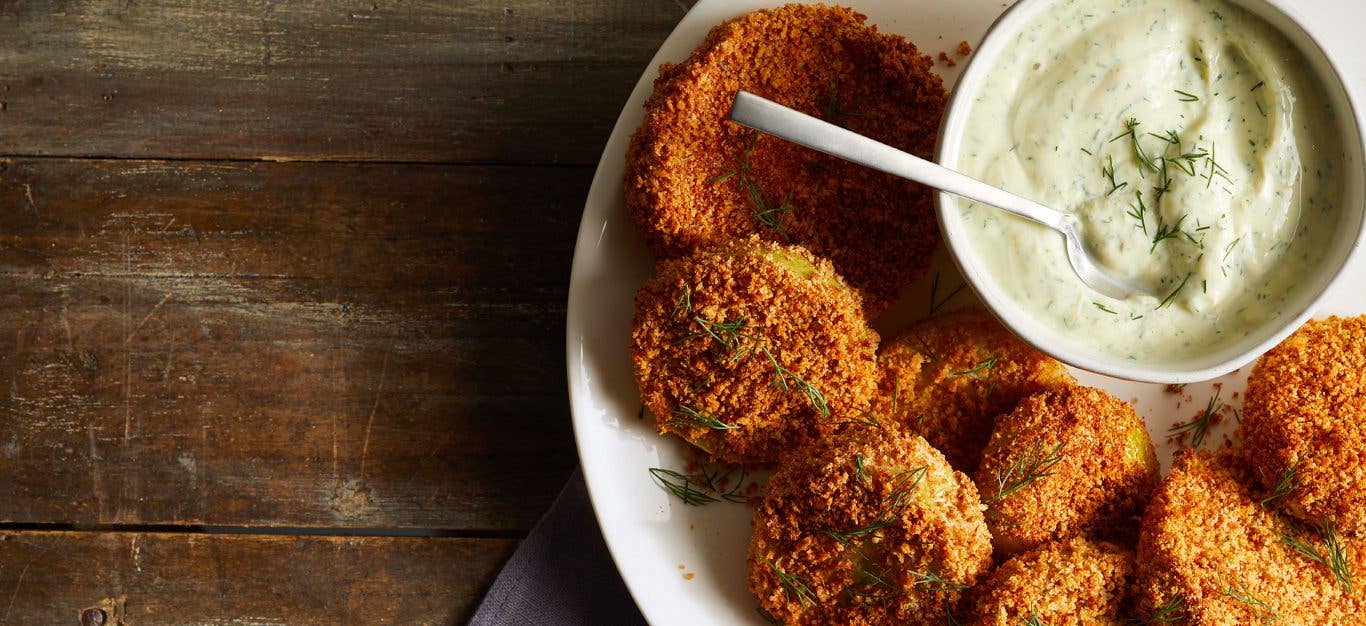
[[1133, 450, 1366, 624], [965, 537, 1134, 625], [631, 236, 878, 463], [1239, 315, 1366, 535], [624, 4, 946, 315], [748, 429, 992, 625], [973, 386, 1158, 557], [870, 309, 1075, 472]]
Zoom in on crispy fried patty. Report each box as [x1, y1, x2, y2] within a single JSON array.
[[870, 309, 1075, 472], [625, 4, 946, 314], [974, 386, 1159, 556], [1239, 315, 1366, 535], [631, 236, 878, 463], [966, 536, 1134, 625], [1133, 450, 1366, 624], [749, 429, 992, 625]]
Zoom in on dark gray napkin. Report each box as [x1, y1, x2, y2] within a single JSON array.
[[470, 468, 647, 626]]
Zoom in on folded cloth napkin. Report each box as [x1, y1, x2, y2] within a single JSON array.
[[470, 468, 647, 626]]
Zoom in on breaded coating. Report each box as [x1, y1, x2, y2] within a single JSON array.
[[966, 537, 1134, 625], [1133, 450, 1366, 624], [871, 310, 1075, 472], [625, 4, 946, 314], [974, 386, 1159, 556], [749, 429, 993, 625], [631, 237, 878, 463], [1239, 316, 1366, 535]]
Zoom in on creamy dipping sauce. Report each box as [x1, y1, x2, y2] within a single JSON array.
[[957, 0, 1346, 362]]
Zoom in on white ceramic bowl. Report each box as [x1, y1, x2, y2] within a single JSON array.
[[935, 0, 1366, 384]]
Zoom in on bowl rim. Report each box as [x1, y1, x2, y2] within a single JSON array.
[[933, 0, 1366, 384]]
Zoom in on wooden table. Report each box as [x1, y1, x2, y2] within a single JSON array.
[[0, 1, 687, 622]]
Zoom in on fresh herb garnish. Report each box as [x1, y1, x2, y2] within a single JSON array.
[[1280, 520, 1352, 592], [951, 356, 999, 379], [768, 560, 818, 608], [1158, 272, 1192, 309], [1259, 455, 1304, 507], [1150, 213, 1188, 252], [929, 272, 966, 316], [822, 466, 928, 541], [1174, 89, 1200, 102], [1136, 594, 1188, 624], [1223, 581, 1280, 623], [1126, 190, 1149, 234], [667, 405, 738, 431], [1095, 301, 1118, 314], [711, 132, 796, 238], [984, 440, 1064, 504], [1102, 155, 1129, 195], [1168, 389, 1220, 447], [854, 454, 869, 481], [762, 346, 830, 417], [910, 570, 967, 592]]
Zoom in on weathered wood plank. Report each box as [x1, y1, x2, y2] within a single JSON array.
[[0, 158, 582, 529], [0, 531, 515, 625], [0, 0, 690, 164]]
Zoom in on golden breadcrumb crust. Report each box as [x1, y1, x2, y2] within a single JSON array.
[[1239, 316, 1366, 535], [974, 386, 1159, 556], [871, 309, 1076, 472], [1133, 450, 1366, 624], [966, 536, 1133, 625], [748, 429, 992, 625], [624, 3, 946, 315], [630, 237, 878, 463]]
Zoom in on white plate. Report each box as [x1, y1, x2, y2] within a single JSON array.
[[565, 1, 1366, 624]]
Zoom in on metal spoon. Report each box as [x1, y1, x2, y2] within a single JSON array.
[[727, 90, 1151, 301]]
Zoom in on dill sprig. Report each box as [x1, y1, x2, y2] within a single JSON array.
[[1024, 606, 1049, 626], [820, 79, 866, 126], [822, 466, 929, 542], [1157, 272, 1192, 309], [1102, 155, 1128, 195], [1130, 594, 1187, 624], [1259, 455, 1304, 507], [667, 405, 738, 431], [1280, 520, 1352, 592], [951, 355, 999, 379], [911, 570, 967, 593], [1095, 301, 1118, 314], [1223, 581, 1280, 623], [928, 272, 966, 316], [768, 560, 818, 608], [681, 315, 762, 362], [1150, 213, 1188, 252], [1168, 389, 1220, 447], [1126, 190, 1149, 234], [1203, 142, 1233, 188], [649, 468, 721, 505], [1111, 118, 1160, 174], [854, 454, 869, 481], [711, 132, 796, 238], [762, 346, 830, 417], [672, 285, 693, 320], [648, 464, 749, 506], [984, 440, 1065, 504], [1174, 89, 1200, 102]]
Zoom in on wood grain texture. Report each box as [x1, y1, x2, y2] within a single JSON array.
[[0, 0, 690, 164], [0, 531, 515, 625], [0, 158, 582, 529]]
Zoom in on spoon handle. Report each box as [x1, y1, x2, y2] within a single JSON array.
[[727, 91, 1067, 232]]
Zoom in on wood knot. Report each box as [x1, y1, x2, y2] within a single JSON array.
[[80, 608, 106, 626]]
